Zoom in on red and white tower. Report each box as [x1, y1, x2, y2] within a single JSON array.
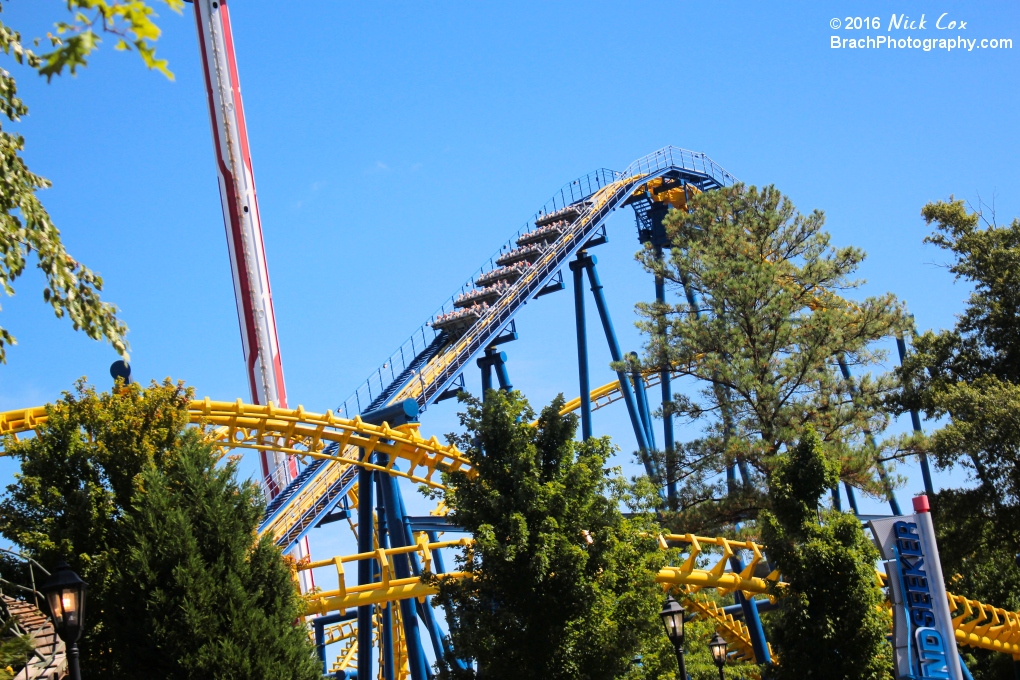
[[192, 0, 312, 591]]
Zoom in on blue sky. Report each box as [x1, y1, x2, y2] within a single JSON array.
[[0, 1, 1017, 540]]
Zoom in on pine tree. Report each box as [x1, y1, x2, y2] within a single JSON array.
[[893, 199, 1020, 679], [635, 183, 910, 529], [433, 390, 671, 680], [0, 380, 318, 679], [758, 428, 892, 680], [109, 432, 319, 679]]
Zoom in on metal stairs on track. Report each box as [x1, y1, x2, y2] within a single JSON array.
[[276, 466, 359, 553], [364, 331, 449, 413], [262, 443, 338, 523]]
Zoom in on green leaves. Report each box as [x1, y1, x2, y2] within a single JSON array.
[[0, 0, 186, 362], [893, 198, 1020, 678], [38, 1, 183, 81], [436, 390, 670, 680], [759, 430, 892, 680], [0, 380, 319, 679], [636, 183, 909, 526]]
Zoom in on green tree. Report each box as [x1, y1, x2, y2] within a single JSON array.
[[433, 390, 671, 680], [0, 617, 34, 680], [0, 0, 182, 362], [758, 427, 892, 680], [0, 380, 318, 679], [635, 183, 910, 527], [893, 198, 1020, 679]]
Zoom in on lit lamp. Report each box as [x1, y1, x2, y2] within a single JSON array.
[[660, 595, 687, 679], [709, 632, 728, 679], [39, 560, 87, 680]]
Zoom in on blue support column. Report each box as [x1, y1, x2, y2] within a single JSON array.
[[729, 554, 772, 666], [654, 262, 677, 505], [629, 353, 656, 450], [570, 257, 592, 440], [726, 465, 737, 495], [393, 482, 468, 672], [737, 460, 751, 486], [838, 357, 902, 515], [896, 335, 934, 496], [426, 530, 467, 670], [831, 485, 843, 512], [580, 254, 656, 476], [314, 612, 358, 675], [377, 470, 430, 680], [843, 481, 861, 514], [356, 450, 375, 680], [478, 355, 493, 397], [478, 348, 512, 395], [492, 351, 513, 392], [375, 468, 395, 680]]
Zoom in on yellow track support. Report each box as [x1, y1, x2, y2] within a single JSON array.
[[9, 402, 1020, 661], [0, 406, 47, 440], [2, 401, 474, 491], [299, 533, 776, 617], [0, 401, 474, 547], [949, 593, 1020, 659], [681, 592, 770, 664]]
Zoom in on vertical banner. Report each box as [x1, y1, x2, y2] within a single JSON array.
[[870, 495, 962, 680]]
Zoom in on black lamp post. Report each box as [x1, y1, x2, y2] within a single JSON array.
[[39, 560, 87, 680], [708, 632, 728, 679], [660, 595, 687, 680]]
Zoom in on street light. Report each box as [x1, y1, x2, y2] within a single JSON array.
[[708, 632, 728, 679], [39, 560, 87, 680], [660, 595, 687, 680]]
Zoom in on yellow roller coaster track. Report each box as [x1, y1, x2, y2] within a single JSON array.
[[4, 402, 1020, 661]]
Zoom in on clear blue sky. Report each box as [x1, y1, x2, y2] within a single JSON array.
[[0, 1, 1017, 531]]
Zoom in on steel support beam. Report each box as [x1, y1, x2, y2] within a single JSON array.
[[580, 254, 655, 475], [356, 450, 375, 680], [653, 256, 677, 505], [838, 357, 902, 515], [729, 554, 772, 666], [629, 352, 656, 450], [375, 469, 395, 680], [378, 468, 430, 680], [896, 335, 934, 496], [569, 257, 592, 441]]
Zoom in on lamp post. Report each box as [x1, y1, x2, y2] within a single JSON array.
[[660, 595, 687, 680], [708, 632, 728, 680], [39, 560, 87, 680]]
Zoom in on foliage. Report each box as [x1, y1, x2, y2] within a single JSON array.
[[0, 0, 181, 362], [108, 432, 320, 679], [0, 380, 318, 679], [0, 617, 33, 680], [895, 198, 1020, 506], [893, 198, 1020, 679], [759, 428, 892, 680], [433, 390, 671, 680], [38, 1, 184, 81], [635, 183, 910, 527]]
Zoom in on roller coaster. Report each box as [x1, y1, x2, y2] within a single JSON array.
[[2, 145, 1020, 679]]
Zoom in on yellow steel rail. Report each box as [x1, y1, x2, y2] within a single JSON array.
[[0, 406, 47, 440], [2, 401, 474, 489], [949, 593, 1020, 659], [299, 533, 776, 613], [8, 403, 1020, 660], [682, 592, 769, 664], [0, 401, 474, 547]]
